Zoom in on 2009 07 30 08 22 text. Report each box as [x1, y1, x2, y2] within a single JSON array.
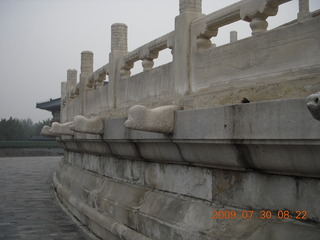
[[211, 210, 308, 220]]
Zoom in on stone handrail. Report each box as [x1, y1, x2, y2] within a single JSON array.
[[120, 31, 174, 78], [87, 64, 109, 89], [192, 0, 294, 50], [60, 0, 317, 123]]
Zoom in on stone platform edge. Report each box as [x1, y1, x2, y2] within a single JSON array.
[[58, 97, 320, 179]]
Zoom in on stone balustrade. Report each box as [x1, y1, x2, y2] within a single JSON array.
[[87, 64, 109, 89], [60, 0, 318, 124], [120, 31, 174, 77]]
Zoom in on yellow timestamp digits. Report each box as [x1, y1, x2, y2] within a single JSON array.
[[211, 210, 308, 220]]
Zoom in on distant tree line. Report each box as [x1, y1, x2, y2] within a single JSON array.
[[0, 117, 51, 141]]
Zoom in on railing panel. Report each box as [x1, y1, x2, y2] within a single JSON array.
[[120, 32, 174, 78], [117, 63, 174, 108], [60, 0, 319, 122], [85, 85, 110, 117], [190, 16, 320, 96]]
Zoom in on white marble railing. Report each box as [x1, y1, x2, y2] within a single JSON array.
[[192, 0, 298, 51], [87, 64, 109, 89], [120, 32, 174, 78], [60, 0, 318, 122]]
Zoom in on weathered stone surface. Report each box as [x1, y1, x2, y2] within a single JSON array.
[[306, 91, 320, 121], [60, 98, 320, 178], [54, 157, 320, 240], [61, 151, 320, 221], [71, 115, 104, 134], [51, 121, 75, 136], [124, 105, 182, 134]]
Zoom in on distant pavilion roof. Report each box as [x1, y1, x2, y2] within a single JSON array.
[[36, 98, 61, 112]]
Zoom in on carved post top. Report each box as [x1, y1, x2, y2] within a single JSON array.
[[111, 23, 128, 52], [67, 69, 77, 85], [179, 0, 202, 14], [81, 51, 93, 74]]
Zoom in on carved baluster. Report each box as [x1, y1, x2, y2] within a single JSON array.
[[196, 26, 218, 51], [96, 74, 106, 88], [87, 75, 94, 89], [142, 58, 154, 71], [120, 61, 133, 78], [140, 48, 159, 71], [230, 31, 238, 43], [240, 0, 279, 36], [298, 0, 310, 22]]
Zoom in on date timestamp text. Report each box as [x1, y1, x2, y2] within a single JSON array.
[[211, 210, 308, 220]]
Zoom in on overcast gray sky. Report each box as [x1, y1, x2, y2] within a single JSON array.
[[0, 0, 319, 122]]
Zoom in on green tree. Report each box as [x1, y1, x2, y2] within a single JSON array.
[[0, 117, 24, 140], [0, 117, 52, 141], [33, 119, 51, 136], [20, 118, 34, 140]]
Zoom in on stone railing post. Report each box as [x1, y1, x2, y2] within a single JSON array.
[[140, 49, 159, 72], [67, 69, 77, 94], [298, 0, 310, 22], [79, 51, 93, 115], [81, 51, 93, 87], [109, 23, 128, 109], [64, 69, 77, 122], [173, 0, 203, 95], [60, 81, 67, 123]]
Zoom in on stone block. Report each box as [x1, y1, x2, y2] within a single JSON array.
[[145, 163, 212, 201]]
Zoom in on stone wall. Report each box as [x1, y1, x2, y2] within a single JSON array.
[[54, 98, 320, 239]]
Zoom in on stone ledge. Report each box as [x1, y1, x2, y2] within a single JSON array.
[[58, 98, 320, 178], [62, 152, 320, 221]]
